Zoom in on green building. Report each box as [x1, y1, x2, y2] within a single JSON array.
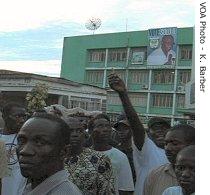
[[61, 27, 193, 125]]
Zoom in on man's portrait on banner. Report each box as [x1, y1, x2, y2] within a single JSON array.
[[147, 27, 177, 66]]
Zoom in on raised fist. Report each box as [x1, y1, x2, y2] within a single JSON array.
[[108, 73, 126, 93]]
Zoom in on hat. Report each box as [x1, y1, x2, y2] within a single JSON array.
[[148, 117, 170, 129], [114, 120, 130, 128]]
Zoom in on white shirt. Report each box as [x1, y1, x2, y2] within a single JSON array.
[[147, 47, 176, 65], [101, 147, 134, 194], [0, 133, 27, 195], [133, 136, 168, 195], [162, 186, 195, 195], [23, 170, 82, 195]]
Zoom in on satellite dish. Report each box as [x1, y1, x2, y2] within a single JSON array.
[[85, 17, 101, 34]]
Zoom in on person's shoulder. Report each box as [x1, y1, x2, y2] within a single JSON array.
[[145, 163, 173, 189], [145, 137, 166, 154], [162, 186, 182, 195], [148, 47, 162, 56], [110, 147, 128, 157], [86, 148, 110, 161], [50, 180, 82, 195], [148, 163, 171, 176], [87, 148, 112, 166], [134, 136, 156, 152], [169, 49, 176, 55]]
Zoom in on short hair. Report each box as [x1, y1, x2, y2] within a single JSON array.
[[88, 113, 110, 133], [169, 124, 195, 145], [1, 102, 24, 118], [64, 117, 82, 128], [30, 113, 71, 146], [162, 34, 174, 42], [148, 117, 171, 129]]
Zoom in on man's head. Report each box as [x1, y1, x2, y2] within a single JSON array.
[[65, 117, 85, 149], [164, 124, 195, 165], [175, 145, 195, 195], [16, 113, 71, 180], [74, 115, 88, 130], [2, 102, 27, 134], [114, 120, 132, 142], [88, 114, 112, 144], [161, 35, 174, 54], [148, 117, 171, 149]]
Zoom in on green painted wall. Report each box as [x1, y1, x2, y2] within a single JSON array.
[[61, 27, 193, 82], [60, 27, 193, 121]]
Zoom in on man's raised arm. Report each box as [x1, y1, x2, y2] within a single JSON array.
[[108, 73, 145, 150]]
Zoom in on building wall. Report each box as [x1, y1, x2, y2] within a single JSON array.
[[61, 27, 193, 125], [0, 75, 107, 113]]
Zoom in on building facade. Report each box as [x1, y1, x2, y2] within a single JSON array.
[[0, 70, 107, 113], [61, 27, 193, 125]]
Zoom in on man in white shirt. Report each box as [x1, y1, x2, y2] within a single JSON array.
[[108, 74, 168, 195], [0, 102, 28, 195], [16, 113, 82, 195], [147, 35, 176, 65], [89, 114, 134, 195], [147, 117, 171, 149]]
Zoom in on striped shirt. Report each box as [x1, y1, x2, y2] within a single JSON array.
[[22, 170, 82, 195], [0, 141, 8, 178], [143, 163, 179, 195]]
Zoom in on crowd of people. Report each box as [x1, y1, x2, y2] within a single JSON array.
[[0, 74, 195, 195]]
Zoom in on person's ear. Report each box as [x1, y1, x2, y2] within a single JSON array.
[[60, 144, 70, 159], [1, 112, 7, 120]]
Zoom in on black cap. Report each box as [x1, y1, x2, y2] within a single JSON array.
[[148, 117, 170, 129]]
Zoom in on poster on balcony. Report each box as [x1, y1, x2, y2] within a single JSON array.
[[147, 27, 177, 66], [131, 51, 144, 64]]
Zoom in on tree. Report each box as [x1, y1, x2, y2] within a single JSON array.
[[26, 83, 48, 113]]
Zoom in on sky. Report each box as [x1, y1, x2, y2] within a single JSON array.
[[0, 0, 195, 77]]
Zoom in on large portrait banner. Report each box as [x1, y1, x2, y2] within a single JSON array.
[[147, 27, 177, 66]]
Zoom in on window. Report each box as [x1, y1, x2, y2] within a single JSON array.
[[69, 96, 101, 111], [152, 94, 173, 108], [129, 93, 147, 106], [85, 71, 104, 84], [130, 71, 149, 84], [107, 93, 121, 105], [178, 70, 191, 84], [101, 99, 107, 112], [180, 46, 192, 60], [153, 70, 175, 84], [130, 47, 147, 63], [89, 50, 105, 62], [70, 100, 80, 108], [177, 94, 185, 108], [108, 49, 127, 62]]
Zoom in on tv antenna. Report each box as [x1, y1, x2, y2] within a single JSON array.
[[85, 17, 101, 35]]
